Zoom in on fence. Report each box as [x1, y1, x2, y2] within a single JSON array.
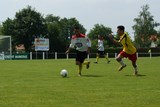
[[1, 52, 159, 60]]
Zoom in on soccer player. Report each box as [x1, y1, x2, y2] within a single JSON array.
[[65, 26, 91, 76], [94, 35, 110, 64], [108, 25, 138, 75]]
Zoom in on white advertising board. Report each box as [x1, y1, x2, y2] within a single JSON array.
[[35, 38, 49, 51]]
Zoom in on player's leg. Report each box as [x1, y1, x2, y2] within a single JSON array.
[[103, 52, 110, 63], [132, 61, 138, 75], [129, 53, 138, 75], [82, 51, 90, 69], [76, 61, 82, 76], [116, 51, 126, 71], [94, 52, 99, 63], [76, 51, 84, 76], [83, 60, 90, 69]]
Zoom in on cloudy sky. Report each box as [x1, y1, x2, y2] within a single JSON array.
[[0, 0, 159, 39]]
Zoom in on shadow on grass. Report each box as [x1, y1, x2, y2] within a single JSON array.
[[81, 74, 103, 77], [125, 74, 146, 77]]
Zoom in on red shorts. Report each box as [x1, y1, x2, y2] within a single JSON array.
[[119, 51, 137, 62]]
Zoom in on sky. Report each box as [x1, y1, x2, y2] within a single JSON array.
[[0, 0, 160, 40]]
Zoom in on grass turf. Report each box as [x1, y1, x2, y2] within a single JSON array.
[[0, 57, 160, 107]]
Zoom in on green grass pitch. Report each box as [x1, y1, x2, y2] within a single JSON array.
[[0, 57, 160, 107]]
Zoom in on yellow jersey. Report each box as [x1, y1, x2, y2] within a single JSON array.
[[119, 32, 136, 54]]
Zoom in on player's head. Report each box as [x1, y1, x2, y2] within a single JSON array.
[[74, 26, 79, 30], [74, 26, 80, 35], [117, 25, 125, 36], [98, 35, 103, 40]]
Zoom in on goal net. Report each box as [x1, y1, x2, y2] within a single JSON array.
[[0, 36, 12, 60]]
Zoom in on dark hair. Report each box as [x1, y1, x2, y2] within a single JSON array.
[[117, 25, 125, 32], [74, 26, 80, 30]]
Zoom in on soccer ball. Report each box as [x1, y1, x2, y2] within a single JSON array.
[[60, 69, 68, 77]]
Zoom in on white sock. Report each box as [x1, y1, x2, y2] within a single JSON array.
[[134, 66, 138, 71], [119, 60, 125, 66]]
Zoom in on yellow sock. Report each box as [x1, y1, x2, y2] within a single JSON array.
[[96, 56, 99, 62], [105, 56, 109, 61], [83, 61, 89, 65]]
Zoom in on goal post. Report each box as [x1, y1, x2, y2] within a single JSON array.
[[0, 35, 12, 60]]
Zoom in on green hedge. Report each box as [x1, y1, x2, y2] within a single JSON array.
[[91, 47, 160, 53]]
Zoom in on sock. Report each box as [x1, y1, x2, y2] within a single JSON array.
[[83, 61, 89, 65], [96, 56, 99, 62], [119, 60, 125, 66], [105, 56, 109, 61], [134, 65, 138, 72]]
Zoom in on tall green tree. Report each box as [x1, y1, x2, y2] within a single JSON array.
[[45, 14, 61, 52], [2, 6, 47, 52], [1, 18, 15, 35], [88, 24, 112, 48], [132, 4, 159, 47]]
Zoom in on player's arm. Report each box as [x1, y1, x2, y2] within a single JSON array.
[[65, 47, 71, 54], [108, 34, 121, 46], [97, 40, 100, 49], [86, 36, 91, 54], [65, 39, 75, 54]]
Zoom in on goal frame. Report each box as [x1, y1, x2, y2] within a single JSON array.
[[0, 35, 12, 60]]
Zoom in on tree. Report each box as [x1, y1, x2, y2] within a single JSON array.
[[45, 15, 86, 52], [1, 18, 15, 35], [132, 4, 159, 47], [45, 14, 61, 52], [87, 24, 112, 48], [2, 6, 47, 52]]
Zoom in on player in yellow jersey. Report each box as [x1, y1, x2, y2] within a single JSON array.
[[109, 25, 138, 75]]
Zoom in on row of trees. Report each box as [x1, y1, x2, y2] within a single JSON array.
[[0, 5, 160, 52], [0, 6, 86, 52]]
